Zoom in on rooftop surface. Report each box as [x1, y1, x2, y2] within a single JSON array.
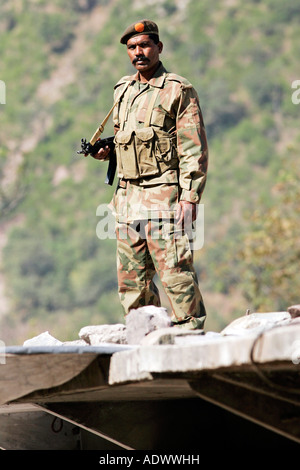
[[0, 308, 299, 450]]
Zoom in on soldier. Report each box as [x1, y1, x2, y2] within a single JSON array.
[[94, 19, 208, 329]]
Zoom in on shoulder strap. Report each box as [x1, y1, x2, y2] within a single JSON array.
[[90, 80, 135, 145], [144, 86, 160, 128], [119, 83, 134, 130]]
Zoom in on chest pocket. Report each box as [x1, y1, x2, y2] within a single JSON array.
[[115, 130, 138, 179], [115, 128, 160, 179], [135, 127, 159, 177]]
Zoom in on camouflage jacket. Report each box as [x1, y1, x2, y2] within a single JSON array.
[[109, 62, 208, 222]]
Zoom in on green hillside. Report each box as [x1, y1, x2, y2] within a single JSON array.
[[0, 0, 299, 344]]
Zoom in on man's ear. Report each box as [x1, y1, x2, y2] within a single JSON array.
[[158, 41, 163, 54]]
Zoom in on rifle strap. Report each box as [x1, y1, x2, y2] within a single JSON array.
[[90, 80, 135, 145]]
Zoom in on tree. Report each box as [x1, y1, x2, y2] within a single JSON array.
[[240, 147, 300, 312]]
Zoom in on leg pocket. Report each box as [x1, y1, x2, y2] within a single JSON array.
[[175, 231, 193, 267], [162, 223, 193, 269]]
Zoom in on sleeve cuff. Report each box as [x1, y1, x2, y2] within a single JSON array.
[[180, 188, 200, 203]]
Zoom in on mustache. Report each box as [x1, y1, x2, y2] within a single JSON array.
[[133, 56, 150, 64]]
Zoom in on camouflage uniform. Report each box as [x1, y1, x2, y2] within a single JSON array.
[[109, 61, 208, 329]]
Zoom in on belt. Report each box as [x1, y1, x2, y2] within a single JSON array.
[[118, 178, 149, 188]]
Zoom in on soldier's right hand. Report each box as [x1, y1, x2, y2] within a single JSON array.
[[92, 146, 110, 160]]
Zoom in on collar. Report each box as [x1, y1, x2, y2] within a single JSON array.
[[133, 62, 168, 88]]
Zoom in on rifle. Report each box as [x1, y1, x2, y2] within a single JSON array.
[[77, 136, 116, 186], [77, 79, 135, 186]]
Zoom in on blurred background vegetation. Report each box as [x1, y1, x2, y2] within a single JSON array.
[[0, 0, 299, 344]]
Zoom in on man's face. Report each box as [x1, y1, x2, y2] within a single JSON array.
[[126, 35, 163, 75]]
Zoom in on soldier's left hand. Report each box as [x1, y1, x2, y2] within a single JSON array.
[[176, 201, 198, 228]]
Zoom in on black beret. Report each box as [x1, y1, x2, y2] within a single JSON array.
[[120, 19, 159, 44]]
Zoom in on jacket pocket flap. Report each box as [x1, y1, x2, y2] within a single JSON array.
[[115, 130, 134, 145], [156, 138, 170, 154], [135, 127, 154, 142]]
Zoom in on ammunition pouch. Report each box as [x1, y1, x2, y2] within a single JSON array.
[[115, 127, 177, 180]]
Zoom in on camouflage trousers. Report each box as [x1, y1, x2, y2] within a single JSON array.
[[115, 219, 206, 329]]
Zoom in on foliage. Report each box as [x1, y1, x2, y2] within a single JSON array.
[[239, 148, 300, 312]]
